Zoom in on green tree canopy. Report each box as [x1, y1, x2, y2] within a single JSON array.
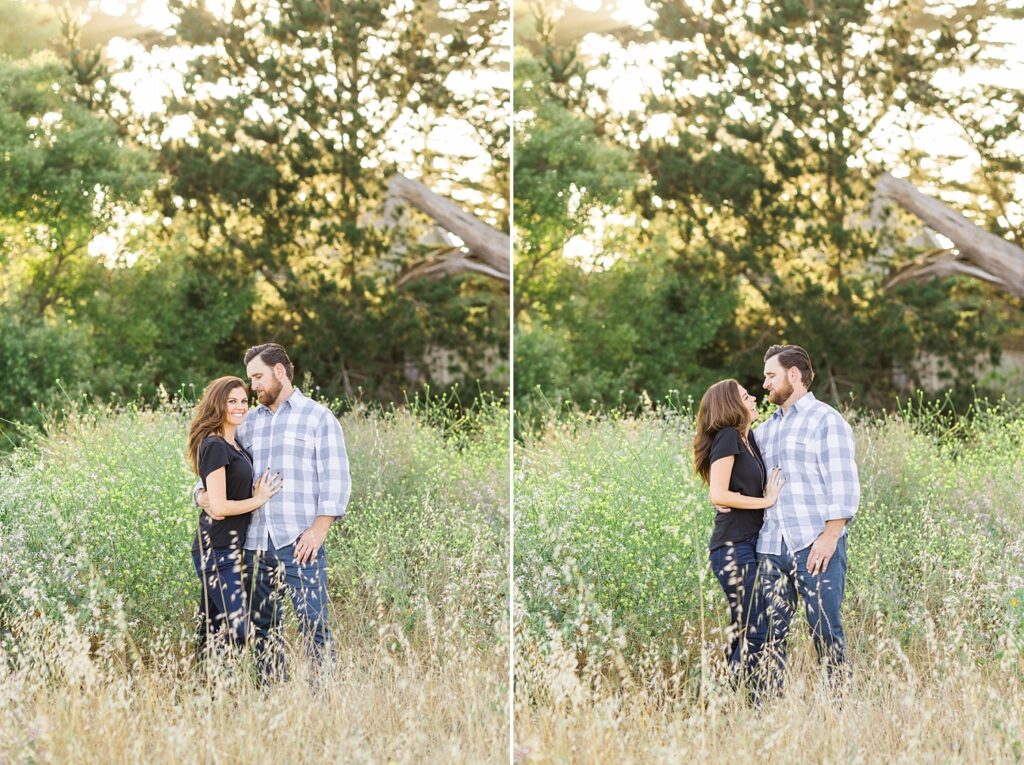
[[0, 0, 510, 433], [514, 0, 1020, 413], [149, 0, 510, 398]]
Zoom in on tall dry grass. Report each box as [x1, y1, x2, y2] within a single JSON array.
[[2, 615, 507, 764], [0, 396, 509, 764], [514, 401, 1024, 763]]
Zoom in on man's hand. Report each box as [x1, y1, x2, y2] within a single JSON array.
[[806, 531, 840, 575], [714, 505, 732, 514], [294, 525, 328, 565], [196, 489, 225, 521]]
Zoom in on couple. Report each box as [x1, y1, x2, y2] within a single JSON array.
[[185, 342, 351, 679], [693, 344, 860, 696]]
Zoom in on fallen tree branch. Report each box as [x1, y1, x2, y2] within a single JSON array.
[[396, 253, 509, 285], [875, 173, 1024, 298], [385, 173, 510, 286]]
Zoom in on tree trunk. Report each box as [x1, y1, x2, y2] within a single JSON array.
[[875, 173, 1024, 299], [385, 173, 510, 286]]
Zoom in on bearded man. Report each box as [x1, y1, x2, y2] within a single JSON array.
[[199, 342, 351, 680], [750, 344, 860, 696]]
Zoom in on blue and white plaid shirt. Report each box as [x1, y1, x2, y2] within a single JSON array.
[[753, 392, 860, 555], [237, 389, 351, 551]]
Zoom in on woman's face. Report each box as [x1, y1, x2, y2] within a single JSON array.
[[222, 386, 249, 429], [737, 383, 758, 423]]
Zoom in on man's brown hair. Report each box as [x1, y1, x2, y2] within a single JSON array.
[[244, 343, 294, 381], [764, 344, 815, 387]]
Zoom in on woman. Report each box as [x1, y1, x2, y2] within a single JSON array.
[[186, 376, 281, 650], [693, 379, 783, 676]]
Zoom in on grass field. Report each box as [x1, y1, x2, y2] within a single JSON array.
[[0, 397, 509, 764], [514, 400, 1024, 763]]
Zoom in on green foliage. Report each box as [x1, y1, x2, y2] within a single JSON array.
[[513, 50, 636, 318], [516, 244, 739, 414], [513, 40, 742, 414], [0, 0, 57, 58], [0, 307, 92, 428], [334, 397, 509, 641], [514, 1, 1021, 416], [0, 399, 508, 651], [636, 0, 1011, 402], [515, 413, 709, 656], [0, 50, 155, 316], [0, 1, 507, 429], [76, 231, 258, 397], [0, 404, 199, 645], [515, 405, 1024, 669], [150, 0, 510, 400]]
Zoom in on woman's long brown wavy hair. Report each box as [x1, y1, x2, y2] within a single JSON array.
[[693, 379, 751, 484], [187, 376, 248, 475]]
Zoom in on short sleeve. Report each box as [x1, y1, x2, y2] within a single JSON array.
[[198, 437, 231, 482], [709, 428, 742, 464]]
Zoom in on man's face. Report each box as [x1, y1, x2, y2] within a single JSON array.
[[763, 355, 795, 405], [247, 357, 283, 407]]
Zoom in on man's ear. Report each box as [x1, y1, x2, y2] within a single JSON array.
[[789, 365, 801, 387], [274, 362, 287, 382]]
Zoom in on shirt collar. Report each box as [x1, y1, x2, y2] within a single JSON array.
[[793, 391, 816, 411], [255, 387, 307, 416], [770, 390, 816, 421]]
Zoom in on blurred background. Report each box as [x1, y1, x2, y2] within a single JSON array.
[[0, 0, 510, 440], [513, 0, 1024, 417]]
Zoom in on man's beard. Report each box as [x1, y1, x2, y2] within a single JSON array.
[[258, 379, 282, 406], [769, 377, 794, 405]]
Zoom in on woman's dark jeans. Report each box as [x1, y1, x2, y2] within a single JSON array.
[[709, 539, 765, 678], [193, 545, 249, 651]]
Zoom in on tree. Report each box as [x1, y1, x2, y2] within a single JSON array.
[[0, 2, 163, 427], [0, 44, 154, 317], [877, 172, 1024, 299], [385, 173, 510, 284], [513, 28, 741, 412], [149, 0, 510, 399], [634, 0, 1009, 403], [512, 38, 636, 319]]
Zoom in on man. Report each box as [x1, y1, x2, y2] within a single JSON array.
[[751, 344, 859, 694], [199, 343, 351, 679]]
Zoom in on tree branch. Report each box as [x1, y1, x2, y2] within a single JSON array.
[[875, 172, 1024, 299], [384, 172, 510, 285]]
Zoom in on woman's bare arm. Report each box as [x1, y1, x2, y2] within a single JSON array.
[[709, 457, 781, 510], [204, 467, 279, 517]]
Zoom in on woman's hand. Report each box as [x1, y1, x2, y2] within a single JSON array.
[[764, 467, 785, 504], [253, 470, 283, 505]]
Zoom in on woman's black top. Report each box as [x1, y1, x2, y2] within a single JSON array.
[[707, 428, 766, 551], [192, 435, 254, 553]]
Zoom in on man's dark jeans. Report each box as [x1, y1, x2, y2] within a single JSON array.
[[709, 539, 765, 679], [754, 535, 848, 695], [243, 538, 332, 682]]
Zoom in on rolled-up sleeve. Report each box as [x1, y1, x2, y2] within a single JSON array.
[[315, 412, 351, 518], [819, 413, 860, 522]]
